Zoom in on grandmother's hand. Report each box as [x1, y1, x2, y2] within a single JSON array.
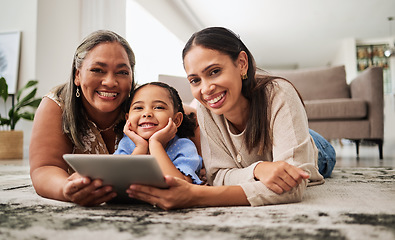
[[63, 173, 116, 206], [127, 175, 195, 210], [253, 161, 310, 194]]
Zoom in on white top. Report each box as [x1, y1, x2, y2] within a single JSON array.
[[197, 79, 324, 206]]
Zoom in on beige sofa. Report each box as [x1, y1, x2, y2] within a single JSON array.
[[271, 65, 384, 159], [159, 65, 384, 159]]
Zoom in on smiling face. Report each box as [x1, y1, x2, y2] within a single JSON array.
[[74, 42, 133, 118], [183, 45, 249, 119], [127, 85, 182, 140]]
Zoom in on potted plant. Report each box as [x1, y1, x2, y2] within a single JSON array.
[[0, 76, 41, 159]]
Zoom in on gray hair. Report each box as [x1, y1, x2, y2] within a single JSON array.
[[58, 30, 136, 150]]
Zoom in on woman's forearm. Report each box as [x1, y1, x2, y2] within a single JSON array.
[[191, 184, 250, 207], [31, 166, 69, 201]]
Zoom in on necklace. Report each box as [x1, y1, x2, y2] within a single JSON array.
[[88, 119, 118, 133], [226, 119, 245, 164]]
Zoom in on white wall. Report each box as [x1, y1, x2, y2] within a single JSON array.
[[384, 94, 395, 144], [35, 0, 81, 98], [80, 0, 126, 38], [0, 0, 38, 92], [331, 38, 357, 83]]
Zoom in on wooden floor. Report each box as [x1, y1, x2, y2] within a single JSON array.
[[333, 140, 395, 168]]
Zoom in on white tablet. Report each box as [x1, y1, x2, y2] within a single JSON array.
[[63, 154, 168, 203]]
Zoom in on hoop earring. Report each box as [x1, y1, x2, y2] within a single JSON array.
[[242, 73, 248, 80], [76, 87, 80, 98]]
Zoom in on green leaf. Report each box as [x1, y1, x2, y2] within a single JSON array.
[[1, 78, 40, 129], [19, 112, 35, 121], [8, 108, 16, 120], [16, 88, 37, 108], [0, 117, 11, 126], [0, 77, 8, 102], [16, 80, 38, 101], [25, 98, 41, 108]]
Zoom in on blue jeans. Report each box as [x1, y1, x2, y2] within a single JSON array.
[[309, 129, 336, 178]]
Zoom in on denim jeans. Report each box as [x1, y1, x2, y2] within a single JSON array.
[[309, 129, 336, 178]]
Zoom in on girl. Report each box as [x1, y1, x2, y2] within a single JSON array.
[[127, 27, 335, 210], [115, 82, 202, 185]]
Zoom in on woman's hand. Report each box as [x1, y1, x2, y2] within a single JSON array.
[[253, 161, 310, 194], [62, 172, 117, 206], [149, 118, 177, 149], [127, 175, 195, 210], [123, 120, 148, 154]]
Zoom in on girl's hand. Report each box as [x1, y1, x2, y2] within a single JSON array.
[[127, 175, 195, 210], [124, 120, 148, 154], [149, 118, 177, 149], [62, 172, 116, 206], [253, 161, 310, 194]]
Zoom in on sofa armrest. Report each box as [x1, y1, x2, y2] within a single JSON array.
[[350, 67, 384, 139]]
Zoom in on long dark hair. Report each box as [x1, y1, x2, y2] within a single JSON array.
[[182, 27, 288, 154], [130, 82, 197, 138]]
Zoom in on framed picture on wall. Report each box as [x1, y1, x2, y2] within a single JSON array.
[[0, 31, 21, 94]]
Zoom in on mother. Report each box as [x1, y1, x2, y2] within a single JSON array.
[[29, 30, 136, 206], [128, 27, 335, 210]]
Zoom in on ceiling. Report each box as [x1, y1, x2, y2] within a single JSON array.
[[135, 0, 395, 70]]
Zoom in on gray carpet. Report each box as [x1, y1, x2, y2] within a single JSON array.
[[1, 165, 394, 240]]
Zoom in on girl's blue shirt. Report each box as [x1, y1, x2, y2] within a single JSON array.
[[114, 134, 203, 184]]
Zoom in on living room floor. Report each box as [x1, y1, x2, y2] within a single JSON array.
[[1, 140, 394, 168], [333, 140, 395, 168]]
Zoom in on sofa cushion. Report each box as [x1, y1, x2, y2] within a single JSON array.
[[305, 98, 367, 120], [271, 65, 350, 101], [158, 74, 194, 104]]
